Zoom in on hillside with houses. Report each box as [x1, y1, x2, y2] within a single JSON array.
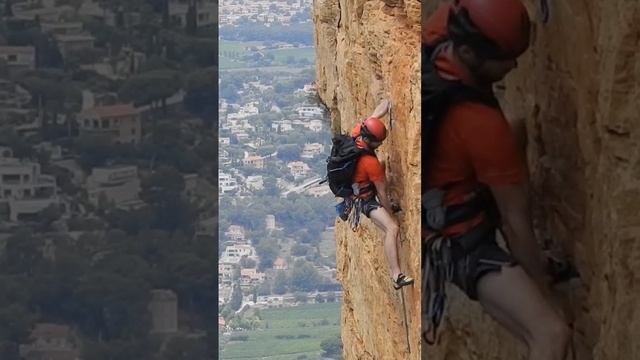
[[0, 0, 217, 358]]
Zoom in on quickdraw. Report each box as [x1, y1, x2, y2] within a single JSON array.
[[348, 198, 363, 231], [422, 235, 454, 345]]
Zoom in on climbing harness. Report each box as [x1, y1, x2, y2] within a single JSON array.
[[540, 0, 550, 23], [422, 235, 454, 345]]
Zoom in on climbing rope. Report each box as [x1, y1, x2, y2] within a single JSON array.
[[540, 0, 550, 23]]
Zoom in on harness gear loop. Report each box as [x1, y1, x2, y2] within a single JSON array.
[[422, 235, 454, 345]]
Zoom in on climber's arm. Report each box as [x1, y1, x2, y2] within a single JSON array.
[[491, 183, 550, 289], [372, 180, 394, 214], [369, 98, 390, 119]]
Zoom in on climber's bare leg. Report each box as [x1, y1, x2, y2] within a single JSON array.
[[368, 206, 401, 280], [477, 265, 570, 360]]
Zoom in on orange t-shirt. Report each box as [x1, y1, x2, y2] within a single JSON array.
[[424, 14, 527, 235], [351, 123, 385, 196]]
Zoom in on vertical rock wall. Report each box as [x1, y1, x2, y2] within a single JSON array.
[[313, 0, 421, 359], [424, 1, 640, 360]]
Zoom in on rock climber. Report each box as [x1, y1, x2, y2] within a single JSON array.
[[422, 0, 570, 358], [350, 98, 415, 290]]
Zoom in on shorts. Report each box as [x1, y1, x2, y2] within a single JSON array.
[[360, 196, 383, 217], [449, 228, 517, 300]]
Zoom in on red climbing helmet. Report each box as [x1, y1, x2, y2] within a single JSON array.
[[361, 117, 387, 142], [449, 0, 531, 59]]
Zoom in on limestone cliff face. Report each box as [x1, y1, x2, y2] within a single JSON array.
[[313, 0, 421, 359], [425, 1, 640, 360]]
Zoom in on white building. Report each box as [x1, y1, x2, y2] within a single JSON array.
[[287, 161, 311, 178], [225, 225, 245, 242], [86, 166, 142, 209], [240, 268, 266, 288], [0, 79, 32, 108], [220, 244, 257, 264], [19, 323, 78, 360], [307, 119, 324, 132], [272, 120, 293, 132], [246, 175, 264, 190], [265, 214, 276, 230], [218, 262, 235, 285], [219, 172, 238, 194], [169, 0, 217, 28], [301, 143, 324, 158], [297, 106, 323, 118], [0, 156, 60, 222], [0, 46, 36, 74]]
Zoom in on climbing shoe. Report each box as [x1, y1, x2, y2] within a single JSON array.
[[393, 273, 415, 290]]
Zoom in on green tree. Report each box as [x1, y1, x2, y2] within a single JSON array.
[[73, 273, 151, 340], [294, 292, 307, 303], [118, 70, 182, 114], [320, 335, 343, 358], [290, 259, 320, 292], [0, 304, 37, 343], [272, 271, 287, 295], [184, 68, 216, 126], [255, 239, 278, 271], [229, 284, 243, 311], [276, 144, 301, 161]]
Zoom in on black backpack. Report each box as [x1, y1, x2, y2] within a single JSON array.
[[422, 42, 499, 172], [324, 134, 374, 198]]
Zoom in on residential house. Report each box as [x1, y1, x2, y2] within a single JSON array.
[[77, 104, 142, 144], [301, 143, 324, 158], [169, 0, 217, 28], [242, 156, 264, 169], [0, 46, 36, 74], [220, 244, 257, 264], [306, 185, 331, 198], [307, 119, 323, 132], [219, 172, 238, 194], [0, 156, 60, 222], [246, 175, 264, 190], [86, 166, 142, 209], [55, 34, 96, 58], [287, 161, 310, 178], [265, 214, 275, 230], [225, 225, 245, 242], [19, 323, 79, 360], [0, 80, 31, 108], [297, 106, 323, 118], [148, 289, 178, 334], [41, 22, 84, 36], [273, 257, 288, 270], [218, 262, 235, 284], [240, 268, 266, 288]]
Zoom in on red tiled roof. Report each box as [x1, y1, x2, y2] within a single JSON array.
[[90, 104, 139, 118]]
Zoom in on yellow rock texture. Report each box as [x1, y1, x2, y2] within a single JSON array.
[[313, 0, 421, 359], [424, 1, 640, 360]]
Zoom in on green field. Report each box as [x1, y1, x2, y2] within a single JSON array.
[[221, 303, 342, 359], [220, 40, 316, 69]]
